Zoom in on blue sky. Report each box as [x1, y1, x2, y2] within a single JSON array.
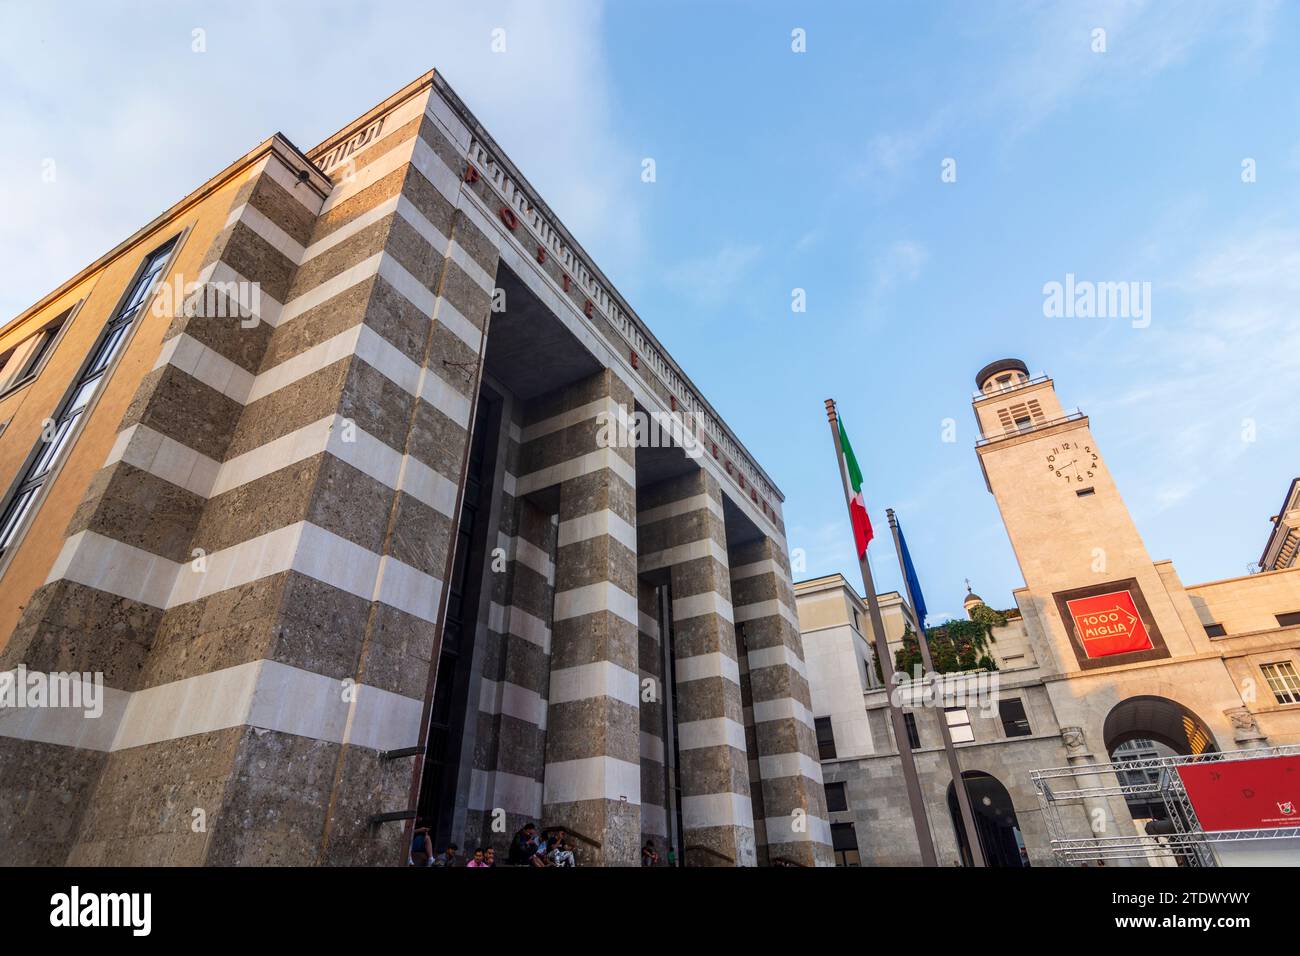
[[3, 1, 1298, 621]]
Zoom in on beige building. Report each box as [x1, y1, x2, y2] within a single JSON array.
[[1260, 478, 1300, 572], [799, 358, 1300, 867]]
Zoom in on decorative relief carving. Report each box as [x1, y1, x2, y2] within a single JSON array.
[[1061, 726, 1088, 754]]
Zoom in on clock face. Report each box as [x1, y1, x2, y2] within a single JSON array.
[[1044, 441, 1099, 485]]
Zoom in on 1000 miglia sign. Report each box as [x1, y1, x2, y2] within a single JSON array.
[[1065, 589, 1154, 658]]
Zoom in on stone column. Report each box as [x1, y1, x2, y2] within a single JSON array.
[[1, 99, 505, 866], [519, 369, 641, 865], [465, 413, 555, 848], [730, 535, 834, 867], [639, 469, 755, 866], [0, 146, 324, 865], [637, 580, 670, 856]]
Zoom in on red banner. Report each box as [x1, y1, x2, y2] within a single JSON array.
[[1177, 756, 1300, 831], [1065, 589, 1153, 658]]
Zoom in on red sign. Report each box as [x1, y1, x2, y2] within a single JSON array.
[[1065, 589, 1153, 658], [1177, 756, 1300, 831]]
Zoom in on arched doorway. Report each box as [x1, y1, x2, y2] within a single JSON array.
[[1103, 695, 1218, 757], [947, 771, 1029, 867], [1103, 696, 1219, 857]]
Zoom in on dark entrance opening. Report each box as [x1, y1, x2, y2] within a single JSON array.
[[1103, 695, 1218, 757], [418, 394, 500, 847], [947, 771, 1029, 867]]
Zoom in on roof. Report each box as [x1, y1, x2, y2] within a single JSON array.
[[974, 357, 1029, 390]]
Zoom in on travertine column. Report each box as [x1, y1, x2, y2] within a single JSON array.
[[519, 369, 641, 865], [637, 580, 670, 854], [639, 469, 755, 866], [1, 94, 504, 866], [730, 535, 834, 867], [466, 417, 555, 846], [0, 146, 325, 865]]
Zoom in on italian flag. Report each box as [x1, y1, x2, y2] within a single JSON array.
[[839, 417, 874, 557]]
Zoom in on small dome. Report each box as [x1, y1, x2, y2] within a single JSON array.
[[963, 591, 984, 607], [975, 358, 1029, 391]]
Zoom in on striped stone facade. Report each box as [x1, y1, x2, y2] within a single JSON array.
[[732, 537, 833, 867], [0, 71, 829, 866], [639, 470, 754, 865]]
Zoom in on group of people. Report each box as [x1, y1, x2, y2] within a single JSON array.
[[411, 822, 678, 867], [407, 821, 578, 867], [506, 822, 576, 867]]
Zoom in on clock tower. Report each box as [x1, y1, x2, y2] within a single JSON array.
[[972, 359, 1204, 674]]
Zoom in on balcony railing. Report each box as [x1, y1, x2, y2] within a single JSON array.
[[972, 372, 1051, 401], [975, 409, 1086, 447]]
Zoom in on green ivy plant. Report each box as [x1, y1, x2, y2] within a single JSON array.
[[968, 604, 1007, 629], [892, 616, 999, 679]]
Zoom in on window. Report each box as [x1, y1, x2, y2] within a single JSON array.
[[1076, 487, 1095, 497], [998, 398, 1046, 434], [1204, 622, 1226, 638], [0, 240, 175, 559], [998, 698, 1032, 737], [0, 312, 69, 395], [902, 711, 920, 750], [1276, 611, 1300, 628], [814, 716, 837, 760], [830, 822, 860, 867], [944, 707, 974, 743], [852, 608, 861, 632], [824, 781, 848, 812], [1261, 661, 1300, 705]]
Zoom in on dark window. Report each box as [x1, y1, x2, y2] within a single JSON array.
[[815, 716, 837, 760], [824, 781, 848, 812], [830, 822, 860, 866], [1276, 611, 1300, 628], [903, 712, 920, 750], [0, 240, 175, 559], [1204, 622, 1227, 637], [998, 698, 1032, 737], [1076, 487, 1095, 497], [0, 312, 68, 395]]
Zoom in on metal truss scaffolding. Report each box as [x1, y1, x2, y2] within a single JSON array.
[[1030, 745, 1300, 867]]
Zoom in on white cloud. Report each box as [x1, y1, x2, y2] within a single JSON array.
[[852, 0, 1280, 192], [1092, 224, 1300, 517], [0, 0, 640, 322]]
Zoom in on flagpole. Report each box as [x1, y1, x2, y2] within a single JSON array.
[[886, 508, 987, 868], [824, 399, 938, 867]]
